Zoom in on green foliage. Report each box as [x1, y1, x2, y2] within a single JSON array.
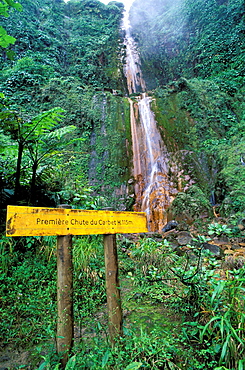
[[0, 0, 129, 213], [73, 235, 103, 273], [72, 235, 107, 330], [130, 0, 244, 87], [130, 237, 169, 269], [207, 223, 233, 237], [34, 325, 179, 369], [0, 0, 124, 88], [124, 362, 143, 370], [66, 0, 124, 88], [0, 234, 106, 347], [1, 0, 245, 366], [153, 75, 245, 219], [0, 98, 73, 204], [0, 234, 15, 273], [0, 0, 22, 50], [218, 138, 245, 215], [0, 25, 15, 47], [0, 248, 57, 346], [169, 185, 212, 220], [183, 268, 245, 369], [1, 231, 245, 369], [125, 233, 242, 363]]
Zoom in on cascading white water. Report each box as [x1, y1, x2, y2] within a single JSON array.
[[139, 94, 170, 219], [123, 7, 175, 231], [123, 9, 146, 94]]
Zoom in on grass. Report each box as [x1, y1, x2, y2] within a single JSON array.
[[0, 232, 245, 369]]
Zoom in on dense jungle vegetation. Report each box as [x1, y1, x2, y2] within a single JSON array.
[[0, 0, 245, 369], [0, 0, 131, 221]]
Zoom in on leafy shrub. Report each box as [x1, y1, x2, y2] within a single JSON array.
[[0, 250, 57, 345], [169, 185, 212, 220], [182, 265, 245, 369], [207, 223, 233, 237]]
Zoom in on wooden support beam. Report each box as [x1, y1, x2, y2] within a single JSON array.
[[56, 205, 73, 368], [103, 234, 123, 345]]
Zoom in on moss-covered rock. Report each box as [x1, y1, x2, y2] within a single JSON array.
[[169, 185, 212, 222]]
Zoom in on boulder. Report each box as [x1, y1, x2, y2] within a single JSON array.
[[162, 220, 178, 233], [202, 242, 224, 257], [176, 231, 193, 246]]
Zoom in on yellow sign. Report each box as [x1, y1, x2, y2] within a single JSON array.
[[6, 206, 148, 236]]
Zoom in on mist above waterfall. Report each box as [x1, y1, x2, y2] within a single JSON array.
[[130, 0, 183, 25], [128, 0, 184, 89]]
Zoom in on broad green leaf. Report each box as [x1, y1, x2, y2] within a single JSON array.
[[5, 0, 22, 11], [65, 355, 76, 370], [0, 26, 16, 48], [220, 334, 231, 363], [102, 350, 110, 368], [0, 3, 9, 17], [124, 362, 142, 370], [44, 125, 76, 141], [24, 108, 65, 139], [238, 360, 244, 370], [211, 280, 226, 306], [220, 316, 224, 339], [200, 316, 221, 342], [229, 325, 244, 345], [37, 361, 47, 370]]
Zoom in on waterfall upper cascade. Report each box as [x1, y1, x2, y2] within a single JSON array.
[[123, 9, 177, 232]]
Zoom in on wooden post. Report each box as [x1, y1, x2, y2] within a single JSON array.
[[103, 234, 123, 345], [56, 205, 73, 368]]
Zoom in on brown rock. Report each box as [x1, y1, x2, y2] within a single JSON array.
[[177, 231, 193, 246]]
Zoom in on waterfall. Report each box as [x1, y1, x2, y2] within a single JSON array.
[[123, 8, 176, 232], [123, 9, 146, 94]]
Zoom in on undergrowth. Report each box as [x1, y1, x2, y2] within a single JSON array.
[[0, 232, 244, 369]]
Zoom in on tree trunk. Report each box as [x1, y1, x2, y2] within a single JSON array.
[[14, 142, 24, 203], [29, 161, 38, 205]]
